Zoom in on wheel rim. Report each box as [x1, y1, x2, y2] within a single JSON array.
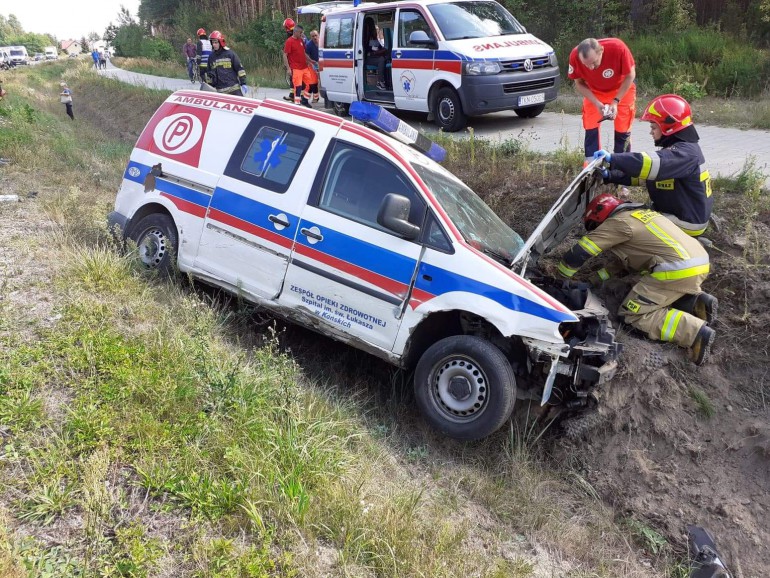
[[438, 97, 455, 124], [429, 354, 489, 422], [137, 228, 168, 268]]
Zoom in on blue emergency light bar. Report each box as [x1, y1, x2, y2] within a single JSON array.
[[349, 101, 446, 163]]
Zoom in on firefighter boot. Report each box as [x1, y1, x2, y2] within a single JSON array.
[[689, 325, 716, 366], [693, 293, 718, 325], [671, 293, 718, 325]]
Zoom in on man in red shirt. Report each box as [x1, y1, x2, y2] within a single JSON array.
[[283, 24, 317, 107], [568, 37, 637, 165]]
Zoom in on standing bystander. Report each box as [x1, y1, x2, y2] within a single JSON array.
[[568, 37, 636, 165], [59, 82, 74, 120], [182, 37, 197, 82], [304, 29, 321, 104]]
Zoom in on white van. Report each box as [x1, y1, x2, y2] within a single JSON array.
[[44, 46, 58, 60], [304, 0, 560, 131], [7, 46, 29, 66], [109, 92, 621, 440]]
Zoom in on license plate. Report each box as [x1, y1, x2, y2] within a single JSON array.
[[518, 93, 545, 106]]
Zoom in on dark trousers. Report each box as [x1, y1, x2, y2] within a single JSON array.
[[64, 103, 74, 120]]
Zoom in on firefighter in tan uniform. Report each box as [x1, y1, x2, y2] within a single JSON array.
[[558, 193, 717, 365]]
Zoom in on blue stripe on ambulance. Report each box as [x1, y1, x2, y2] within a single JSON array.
[[123, 161, 212, 209], [415, 262, 575, 324], [122, 162, 572, 324]]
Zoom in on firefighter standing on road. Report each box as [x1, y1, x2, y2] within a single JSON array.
[[282, 18, 297, 102], [196, 28, 213, 83], [594, 94, 713, 238], [569, 37, 637, 165], [558, 193, 717, 365], [206, 31, 247, 96]]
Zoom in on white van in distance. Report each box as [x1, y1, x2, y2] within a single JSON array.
[[7, 46, 29, 66], [44, 46, 58, 60], [109, 92, 621, 440], [305, 0, 560, 131]]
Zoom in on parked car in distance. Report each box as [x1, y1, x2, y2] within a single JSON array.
[[68, 53, 79, 58], [33, 53, 44, 61]]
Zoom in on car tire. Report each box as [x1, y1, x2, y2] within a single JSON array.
[[331, 101, 350, 117], [129, 214, 178, 276], [415, 335, 515, 440], [433, 86, 467, 132], [514, 103, 546, 118]]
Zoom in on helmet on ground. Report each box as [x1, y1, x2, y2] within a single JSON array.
[[584, 193, 622, 231], [641, 94, 692, 136], [209, 30, 225, 46], [283, 18, 295, 32], [196, 28, 206, 36]]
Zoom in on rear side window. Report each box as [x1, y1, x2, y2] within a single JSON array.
[[324, 15, 355, 49], [225, 118, 313, 194]]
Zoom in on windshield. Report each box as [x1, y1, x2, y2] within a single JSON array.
[[428, 1, 526, 40], [10, 50, 24, 56], [414, 164, 523, 262]]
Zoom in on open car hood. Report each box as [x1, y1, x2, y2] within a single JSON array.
[[512, 159, 605, 276]]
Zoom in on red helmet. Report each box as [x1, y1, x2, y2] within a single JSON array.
[[641, 94, 693, 136], [209, 30, 225, 47], [584, 193, 622, 231], [283, 18, 296, 32], [196, 28, 206, 36]]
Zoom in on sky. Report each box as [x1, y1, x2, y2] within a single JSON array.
[[2, 0, 141, 41]]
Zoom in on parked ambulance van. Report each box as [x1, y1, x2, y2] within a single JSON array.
[[302, 0, 559, 131], [109, 91, 621, 440]]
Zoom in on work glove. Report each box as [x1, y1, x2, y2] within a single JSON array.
[[600, 168, 609, 179], [593, 149, 611, 163]]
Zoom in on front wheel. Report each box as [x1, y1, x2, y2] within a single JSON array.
[[433, 87, 467, 132], [514, 103, 546, 118], [415, 335, 515, 440], [331, 101, 350, 117], [128, 213, 178, 276]]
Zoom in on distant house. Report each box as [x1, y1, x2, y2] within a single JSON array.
[[60, 40, 82, 55]]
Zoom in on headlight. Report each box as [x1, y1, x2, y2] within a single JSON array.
[[464, 61, 501, 75], [548, 52, 557, 67]]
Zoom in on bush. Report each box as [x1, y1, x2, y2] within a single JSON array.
[[140, 37, 175, 61]]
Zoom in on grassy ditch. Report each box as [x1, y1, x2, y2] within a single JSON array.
[[3, 62, 756, 577]]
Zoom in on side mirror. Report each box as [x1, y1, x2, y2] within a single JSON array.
[[408, 30, 438, 50], [378, 194, 420, 240]]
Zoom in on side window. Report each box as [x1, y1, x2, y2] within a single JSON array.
[[317, 141, 425, 233], [324, 15, 354, 49], [224, 117, 313, 194], [422, 213, 453, 253], [398, 10, 432, 47]]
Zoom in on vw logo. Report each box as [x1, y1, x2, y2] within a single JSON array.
[[523, 59, 533, 72]]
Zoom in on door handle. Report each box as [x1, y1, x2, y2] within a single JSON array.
[[268, 213, 290, 229], [300, 226, 324, 243]]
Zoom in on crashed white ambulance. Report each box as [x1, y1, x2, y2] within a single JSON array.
[[109, 91, 621, 440], [304, 0, 560, 131]]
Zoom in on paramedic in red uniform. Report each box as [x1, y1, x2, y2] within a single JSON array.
[[283, 24, 316, 108], [568, 37, 637, 165]]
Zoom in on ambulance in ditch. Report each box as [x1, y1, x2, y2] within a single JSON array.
[[302, 0, 560, 131], [109, 91, 621, 440]]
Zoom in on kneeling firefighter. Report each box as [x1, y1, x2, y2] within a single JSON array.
[[558, 193, 717, 365]]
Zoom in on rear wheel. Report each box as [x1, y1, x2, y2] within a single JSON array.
[[415, 335, 515, 440], [514, 103, 546, 118], [433, 87, 466, 132], [129, 214, 178, 276]]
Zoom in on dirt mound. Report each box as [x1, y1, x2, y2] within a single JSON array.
[[551, 219, 770, 575]]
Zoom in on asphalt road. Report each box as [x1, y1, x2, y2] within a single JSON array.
[[100, 63, 770, 184]]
